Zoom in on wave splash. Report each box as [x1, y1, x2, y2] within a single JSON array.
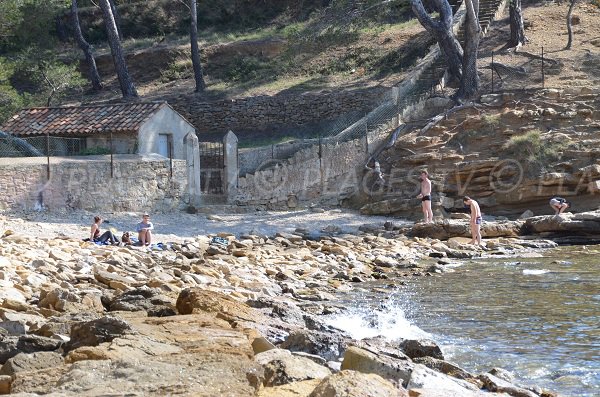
[[324, 299, 430, 341]]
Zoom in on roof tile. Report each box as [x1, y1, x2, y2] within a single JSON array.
[[1, 102, 165, 136]]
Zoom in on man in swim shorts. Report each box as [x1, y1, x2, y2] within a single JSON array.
[[463, 196, 482, 246], [416, 170, 433, 223], [549, 197, 570, 215]]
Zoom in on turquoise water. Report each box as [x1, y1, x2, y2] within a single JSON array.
[[325, 246, 600, 396], [402, 247, 600, 396]]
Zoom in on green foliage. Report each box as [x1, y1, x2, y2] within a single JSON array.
[[0, 0, 69, 52], [10, 48, 85, 105], [502, 130, 568, 174], [160, 59, 193, 82], [481, 114, 501, 129], [0, 56, 32, 123], [223, 56, 278, 83]]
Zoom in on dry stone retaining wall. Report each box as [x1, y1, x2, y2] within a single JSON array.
[[235, 135, 380, 207], [0, 156, 187, 212], [166, 87, 388, 135]]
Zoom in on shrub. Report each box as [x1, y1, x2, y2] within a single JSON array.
[[502, 130, 568, 174]]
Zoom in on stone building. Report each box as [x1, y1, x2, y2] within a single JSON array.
[[1, 101, 194, 159]]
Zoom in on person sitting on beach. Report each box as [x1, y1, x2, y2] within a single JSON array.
[[90, 216, 119, 245], [136, 213, 153, 246], [463, 196, 482, 246], [549, 197, 570, 215]]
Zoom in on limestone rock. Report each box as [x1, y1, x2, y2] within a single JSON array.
[[518, 210, 534, 219], [309, 370, 407, 397], [0, 351, 63, 376], [0, 335, 62, 365], [263, 355, 331, 386], [478, 373, 538, 397], [65, 316, 133, 352], [109, 287, 174, 315], [407, 364, 480, 394], [399, 339, 444, 360], [412, 357, 475, 381], [525, 212, 600, 234], [280, 329, 347, 361], [258, 379, 321, 397], [341, 346, 413, 385], [176, 288, 261, 322]]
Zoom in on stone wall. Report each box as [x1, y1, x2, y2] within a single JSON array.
[[235, 133, 384, 207], [0, 156, 187, 212], [166, 87, 389, 135]]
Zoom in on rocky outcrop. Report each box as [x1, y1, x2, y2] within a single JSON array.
[[524, 211, 600, 234], [341, 346, 413, 385], [0, 218, 560, 395], [360, 90, 600, 219], [309, 370, 408, 397]]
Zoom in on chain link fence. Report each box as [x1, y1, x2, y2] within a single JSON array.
[[0, 133, 175, 179], [479, 46, 561, 93]]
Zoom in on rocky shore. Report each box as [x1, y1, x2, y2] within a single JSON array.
[[0, 210, 582, 396]]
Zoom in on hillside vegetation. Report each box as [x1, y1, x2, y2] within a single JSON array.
[[0, 0, 431, 123]]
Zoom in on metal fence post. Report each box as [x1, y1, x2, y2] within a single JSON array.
[[491, 51, 494, 93], [169, 135, 173, 178], [365, 121, 369, 154], [541, 46, 545, 88], [46, 133, 50, 180], [110, 132, 114, 178]]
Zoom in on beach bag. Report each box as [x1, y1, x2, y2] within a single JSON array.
[[210, 236, 229, 247]]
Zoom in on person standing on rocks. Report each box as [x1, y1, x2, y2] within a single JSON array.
[[136, 213, 154, 246], [463, 196, 482, 246], [416, 170, 433, 223], [90, 216, 119, 245], [549, 197, 570, 215]]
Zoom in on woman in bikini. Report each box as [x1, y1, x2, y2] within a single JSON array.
[[90, 216, 119, 245]]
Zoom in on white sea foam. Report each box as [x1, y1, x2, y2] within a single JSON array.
[[522, 269, 550, 275], [324, 303, 430, 341]]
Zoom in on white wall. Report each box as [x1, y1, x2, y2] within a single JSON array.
[[138, 105, 195, 160]]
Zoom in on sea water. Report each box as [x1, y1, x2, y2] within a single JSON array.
[[325, 246, 600, 397]]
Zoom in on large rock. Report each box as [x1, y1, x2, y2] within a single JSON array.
[[341, 346, 413, 385], [478, 373, 538, 397], [412, 357, 475, 381], [280, 329, 348, 361], [176, 288, 260, 322], [258, 379, 321, 397], [0, 351, 63, 376], [0, 335, 62, 365], [263, 355, 331, 386], [524, 212, 600, 234], [65, 316, 133, 352], [109, 288, 175, 316], [12, 314, 260, 396], [399, 339, 444, 360], [407, 364, 481, 394], [410, 220, 522, 240], [309, 370, 408, 397]]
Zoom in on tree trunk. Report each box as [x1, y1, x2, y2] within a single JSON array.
[[98, 0, 137, 98], [508, 0, 526, 48], [190, 0, 206, 92], [565, 0, 577, 49], [71, 0, 103, 91], [411, 0, 463, 82], [108, 0, 123, 40], [456, 0, 481, 100]]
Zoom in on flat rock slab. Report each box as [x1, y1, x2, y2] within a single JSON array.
[[11, 314, 260, 396]]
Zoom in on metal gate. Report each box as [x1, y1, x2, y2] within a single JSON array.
[[199, 141, 224, 194]]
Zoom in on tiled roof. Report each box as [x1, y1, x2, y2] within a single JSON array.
[[1, 102, 167, 136]]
